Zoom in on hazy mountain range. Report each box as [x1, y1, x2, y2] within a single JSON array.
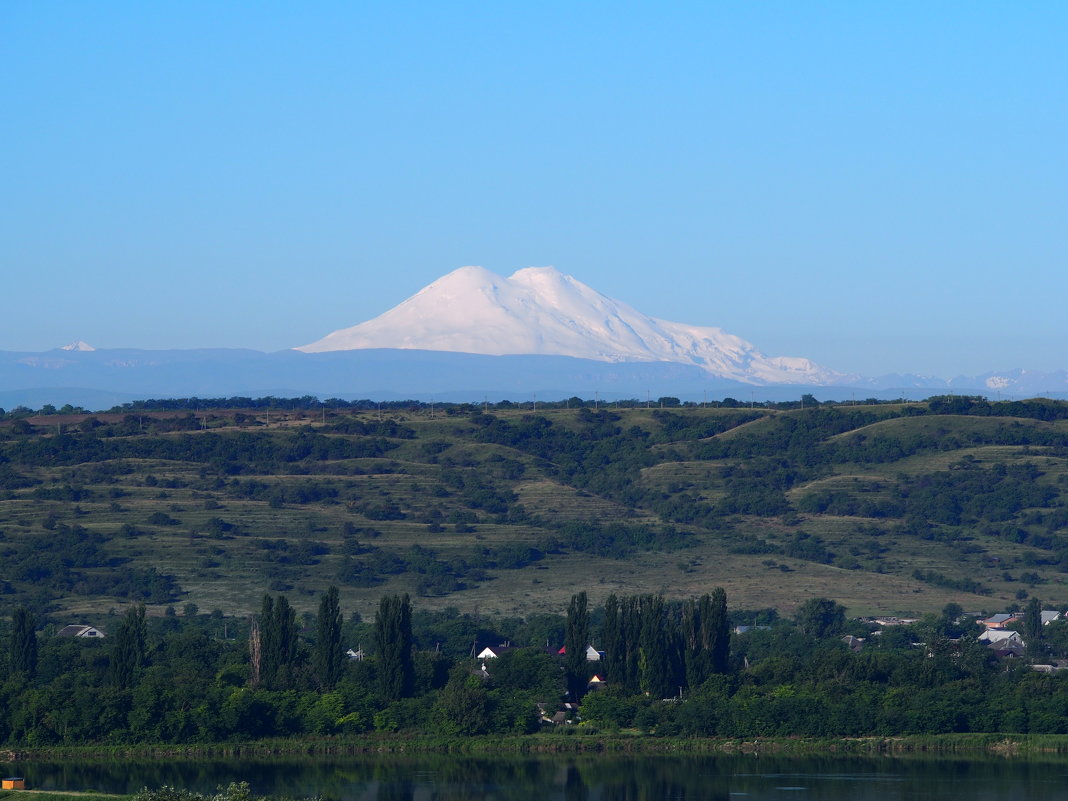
[[3, 266, 1066, 408]]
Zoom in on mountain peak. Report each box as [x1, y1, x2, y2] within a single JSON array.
[[428, 265, 502, 287], [510, 265, 564, 281], [59, 340, 96, 352], [295, 266, 849, 385]]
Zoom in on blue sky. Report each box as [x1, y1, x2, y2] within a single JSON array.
[[3, 2, 1065, 378]]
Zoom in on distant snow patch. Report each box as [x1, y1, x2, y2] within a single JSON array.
[[60, 341, 96, 352]]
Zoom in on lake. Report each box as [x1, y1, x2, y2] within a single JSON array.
[[11, 753, 1068, 800]]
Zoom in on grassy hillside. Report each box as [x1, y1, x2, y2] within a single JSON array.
[[3, 396, 1068, 621]]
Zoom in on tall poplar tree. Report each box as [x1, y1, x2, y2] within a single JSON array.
[[564, 591, 590, 699], [110, 604, 147, 688], [639, 594, 675, 699], [9, 607, 37, 679], [601, 594, 623, 685], [257, 595, 276, 687], [708, 587, 730, 675], [1024, 596, 1043, 645], [683, 588, 731, 689], [682, 596, 705, 688], [621, 595, 642, 694], [258, 593, 297, 689], [314, 585, 345, 690], [374, 594, 413, 702]]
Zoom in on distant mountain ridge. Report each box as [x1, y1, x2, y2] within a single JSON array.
[[297, 266, 852, 386], [2, 266, 1067, 408]]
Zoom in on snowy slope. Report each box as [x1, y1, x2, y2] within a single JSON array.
[[296, 266, 853, 385]]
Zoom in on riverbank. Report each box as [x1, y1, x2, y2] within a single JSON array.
[[5, 732, 1068, 762]]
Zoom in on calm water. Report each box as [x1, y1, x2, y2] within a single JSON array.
[[11, 753, 1068, 800]]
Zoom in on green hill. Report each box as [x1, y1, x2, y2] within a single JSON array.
[[3, 395, 1068, 620]]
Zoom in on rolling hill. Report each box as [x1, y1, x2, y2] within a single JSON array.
[[3, 394, 1068, 621]]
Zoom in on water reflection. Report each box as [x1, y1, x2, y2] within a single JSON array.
[[12, 753, 1068, 800]]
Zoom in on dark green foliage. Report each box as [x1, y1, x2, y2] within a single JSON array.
[[683, 589, 729, 688], [638, 594, 676, 699], [620, 595, 643, 694], [795, 597, 845, 638], [109, 603, 147, 688], [0, 589, 1066, 743], [553, 521, 686, 558], [564, 591, 589, 699], [314, 585, 344, 690], [912, 569, 990, 596], [375, 593, 413, 702], [1024, 596, 1043, 644], [433, 674, 490, 735], [257, 594, 297, 690], [487, 648, 562, 697], [603, 594, 683, 697], [9, 606, 37, 678], [0, 522, 179, 603], [601, 594, 623, 685]]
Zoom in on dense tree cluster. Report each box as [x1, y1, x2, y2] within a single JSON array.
[[4, 591, 1068, 745]]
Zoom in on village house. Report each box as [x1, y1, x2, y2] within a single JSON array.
[[978, 628, 1026, 657], [980, 613, 1019, 630], [476, 644, 517, 660], [978, 628, 1022, 645], [555, 644, 604, 661], [871, 617, 918, 627], [56, 624, 105, 639]]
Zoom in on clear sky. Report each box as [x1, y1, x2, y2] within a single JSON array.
[[3, 2, 1065, 378]]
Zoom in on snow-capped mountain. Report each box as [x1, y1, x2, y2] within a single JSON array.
[[297, 266, 853, 386]]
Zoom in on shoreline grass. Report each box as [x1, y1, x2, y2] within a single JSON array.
[[6, 732, 1068, 763]]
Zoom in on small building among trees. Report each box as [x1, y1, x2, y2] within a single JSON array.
[[56, 624, 105, 638]]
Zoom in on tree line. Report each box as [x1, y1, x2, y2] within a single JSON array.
[[5, 589, 1068, 743]]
